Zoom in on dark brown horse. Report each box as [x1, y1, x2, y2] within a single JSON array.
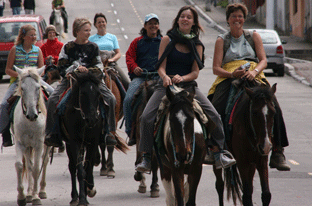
[[132, 78, 160, 197], [159, 84, 207, 206], [214, 81, 277, 206], [97, 50, 127, 178]]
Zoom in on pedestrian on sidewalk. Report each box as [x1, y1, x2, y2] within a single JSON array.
[[9, 0, 22, 15], [208, 3, 290, 171], [24, 0, 35, 14], [0, 0, 5, 16]]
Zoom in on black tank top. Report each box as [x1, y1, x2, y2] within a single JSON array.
[[166, 46, 194, 76]]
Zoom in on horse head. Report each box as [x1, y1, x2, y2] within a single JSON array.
[[69, 69, 104, 128], [245, 83, 277, 156], [14, 65, 46, 121], [166, 84, 196, 167], [99, 50, 115, 67]]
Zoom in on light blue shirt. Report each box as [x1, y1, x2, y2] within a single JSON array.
[[89, 33, 119, 51]]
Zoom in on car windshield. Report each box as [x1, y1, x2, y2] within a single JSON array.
[[257, 31, 278, 44], [0, 22, 41, 42]]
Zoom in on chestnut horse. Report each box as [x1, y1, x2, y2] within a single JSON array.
[[214, 81, 277, 206], [159, 84, 207, 206]]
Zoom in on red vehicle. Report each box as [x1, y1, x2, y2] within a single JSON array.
[[0, 15, 47, 80]]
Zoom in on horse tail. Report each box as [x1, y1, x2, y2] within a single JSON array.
[[224, 165, 242, 205], [114, 132, 130, 154]]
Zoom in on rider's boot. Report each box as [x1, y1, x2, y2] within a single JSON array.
[[2, 125, 13, 147], [269, 146, 290, 171], [135, 153, 151, 173], [106, 131, 117, 146], [214, 150, 236, 169], [44, 133, 63, 147]]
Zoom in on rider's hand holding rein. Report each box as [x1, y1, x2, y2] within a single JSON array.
[[133, 66, 143, 76], [77, 66, 88, 73]]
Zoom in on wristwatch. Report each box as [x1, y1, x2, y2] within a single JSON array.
[[255, 69, 259, 73]]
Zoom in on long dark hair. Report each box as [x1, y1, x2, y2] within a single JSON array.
[[167, 5, 204, 36]]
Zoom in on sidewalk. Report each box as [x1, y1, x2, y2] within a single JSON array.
[[185, 0, 312, 87]]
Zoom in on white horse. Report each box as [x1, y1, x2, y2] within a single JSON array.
[[53, 9, 64, 40], [13, 66, 50, 206]]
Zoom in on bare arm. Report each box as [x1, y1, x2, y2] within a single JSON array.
[[5, 46, 18, 78], [157, 36, 171, 87], [109, 48, 121, 62], [212, 37, 246, 79]]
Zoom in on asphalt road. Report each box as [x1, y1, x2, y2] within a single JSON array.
[[1, 0, 312, 205]]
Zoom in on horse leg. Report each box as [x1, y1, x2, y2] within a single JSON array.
[[99, 143, 108, 176], [15, 145, 27, 206], [257, 158, 271, 206], [106, 145, 115, 178], [24, 148, 34, 203], [186, 164, 203, 206], [31, 146, 43, 205], [138, 173, 147, 193], [213, 166, 224, 206], [240, 165, 256, 206], [150, 155, 159, 197], [66, 143, 79, 205], [172, 169, 184, 206], [84, 145, 97, 198], [161, 170, 175, 206], [77, 147, 88, 206], [39, 145, 52, 199]]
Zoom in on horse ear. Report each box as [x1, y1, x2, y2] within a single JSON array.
[[166, 85, 175, 102], [37, 66, 46, 76], [270, 83, 277, 94], [14, 65, 23, 74], [245, 87, 254, 97]]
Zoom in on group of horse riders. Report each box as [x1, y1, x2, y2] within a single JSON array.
[[0, 2, 291, 203]]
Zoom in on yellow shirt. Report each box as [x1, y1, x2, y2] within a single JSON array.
[[208, 60, 266, 96]]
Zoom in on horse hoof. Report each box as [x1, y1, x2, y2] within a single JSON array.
[[100, 168, 108, 176], [138, 185, 146, 193], [39, 192, 47, 199], [26, 195, 32, 203], [87, 186, 97, 198], [134, 171, 142, 181], [32, 198, 42, 205], [150, 190, 160, 198], [70, 199, 79, 206], [17, 199, 26, 206], [107, 169, 115, 178]]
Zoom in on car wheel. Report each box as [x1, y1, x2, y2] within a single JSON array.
[[275, 65, 285, 77]]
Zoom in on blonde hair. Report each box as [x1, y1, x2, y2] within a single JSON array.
[[72, 17, 91, 37], [14, 24, 36, 45]]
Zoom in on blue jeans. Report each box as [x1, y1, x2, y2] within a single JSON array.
[[123, 77, 146, 137], [12, 7, 21, 15]]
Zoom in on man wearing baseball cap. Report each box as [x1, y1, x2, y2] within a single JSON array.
[[124, 13, 162, 146]]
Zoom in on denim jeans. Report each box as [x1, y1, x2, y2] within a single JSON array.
[[123, 77, 146, 137], [12, 7, 21, 15]]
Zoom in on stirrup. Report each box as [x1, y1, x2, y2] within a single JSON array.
[[215, 150, 236, 169]]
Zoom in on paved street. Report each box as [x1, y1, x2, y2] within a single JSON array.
[[1, 0, 312, 205]]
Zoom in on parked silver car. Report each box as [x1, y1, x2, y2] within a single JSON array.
[[251, 29, 287, 77]]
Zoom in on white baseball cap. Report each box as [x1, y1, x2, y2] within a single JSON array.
[[144, 13, 159, 23]]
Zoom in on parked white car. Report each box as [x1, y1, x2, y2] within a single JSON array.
[[250, 29, 287, 77]]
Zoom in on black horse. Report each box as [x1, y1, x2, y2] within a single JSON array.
[[60, 70, 103, 206]]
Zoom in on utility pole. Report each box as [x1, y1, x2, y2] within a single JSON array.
[[266, 0, 274, 29]]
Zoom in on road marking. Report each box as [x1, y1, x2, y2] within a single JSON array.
[[128, 0, 143, 25], [117, 19, 120, 23], [124, 35, 128, 39], [111, 3, 114, 7], [308, 173, 312, 176], [114, 10, 117, 15], [121, 27, 125, 31], [288, 159, 299, 165]]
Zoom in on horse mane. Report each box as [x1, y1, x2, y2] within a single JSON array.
[[14, 67, 47, 115]]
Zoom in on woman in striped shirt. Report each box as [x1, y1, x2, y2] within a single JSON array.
[[0, 24, 53, 147]]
